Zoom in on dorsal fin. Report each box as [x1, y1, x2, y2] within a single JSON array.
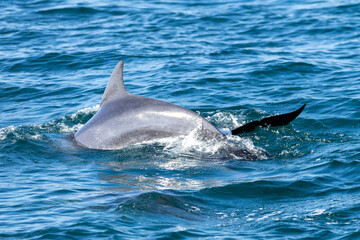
[[100, 61, 128, 105]]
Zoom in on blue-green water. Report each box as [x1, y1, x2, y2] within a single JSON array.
[[1, 0, 360, 239]]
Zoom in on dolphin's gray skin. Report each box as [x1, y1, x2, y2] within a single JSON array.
[[75, 61, 305, 151], [74, 61, 221, 150]]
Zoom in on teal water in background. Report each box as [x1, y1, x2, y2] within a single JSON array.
[[1, 0, 360, 239]]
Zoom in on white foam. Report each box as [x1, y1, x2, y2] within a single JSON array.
[[43, 105, 100, 133], [160, 128, 225, 157], [0, 125, 46, 142], [0, 125, 16, 141], [29, 133, 42, 140], [57, 122, 84, 133], [309, 208, 326, 216], [137, 121, 267, 160], [205, 111, 245, 130], [70, 104, 100, 119]]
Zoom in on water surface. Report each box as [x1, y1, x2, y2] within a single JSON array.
[[1, 0, 360, 239]]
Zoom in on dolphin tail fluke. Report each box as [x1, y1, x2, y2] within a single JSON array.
[[231, 104, 306, 135]]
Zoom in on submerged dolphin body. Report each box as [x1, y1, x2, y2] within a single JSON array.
[[74, 61, 305, 150]]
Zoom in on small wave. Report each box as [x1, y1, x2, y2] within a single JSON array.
[[0, 125, 46, 142], [250, 61, 327, 78], [46, 104, 100, 133], [115, 191, 205, 220], [0, 105, 99, 144], [200, 177, 343, 200], [37, 6, 102, 15]]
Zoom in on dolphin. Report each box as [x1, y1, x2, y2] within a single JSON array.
[[74, 61, 305, 150]]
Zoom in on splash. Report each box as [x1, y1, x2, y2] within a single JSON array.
[[43, 104, 100, 133], [160, 128, 269, 160], [135, 111, 270, 160]]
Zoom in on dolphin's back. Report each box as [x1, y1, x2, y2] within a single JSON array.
[[74, 61, 220, 149]]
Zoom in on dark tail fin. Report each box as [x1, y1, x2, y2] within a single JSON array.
[[231, 104, 306, 135]]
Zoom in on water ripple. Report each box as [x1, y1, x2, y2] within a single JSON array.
[[1, 0, 360, 239]]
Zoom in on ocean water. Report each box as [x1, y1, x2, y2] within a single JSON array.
[[1, 0, 360, 239]]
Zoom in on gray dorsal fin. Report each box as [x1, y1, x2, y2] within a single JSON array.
[[100, 60, 128, 106]]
